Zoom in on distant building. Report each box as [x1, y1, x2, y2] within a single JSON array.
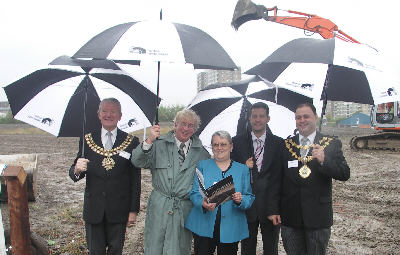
[[0, 101, 10, 115], [197, 68, 241, 91], [326, 101, 372, 119], [337, 112, 371, 128]]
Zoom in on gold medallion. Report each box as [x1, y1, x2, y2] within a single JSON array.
[[285, 137, 333, 179], [102, 157, 115, 171], [299, 164, 311, 178], [84, 133, 134, 170]]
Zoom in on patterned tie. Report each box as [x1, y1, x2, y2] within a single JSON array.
[[105, 131, 113, 150], [178, 143, 185, 165], [255, 138, 263, 171], [300, 137, 309, 157]]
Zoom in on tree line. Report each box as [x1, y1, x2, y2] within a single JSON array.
[[0, 105, 185, 124]]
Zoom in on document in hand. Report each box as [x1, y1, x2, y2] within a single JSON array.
[[196, 168, 235, 207]]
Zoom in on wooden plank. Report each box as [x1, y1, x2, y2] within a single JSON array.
[[4, 166, 32, 255]]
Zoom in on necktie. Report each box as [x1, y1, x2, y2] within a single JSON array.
[[105, 131, 113, 150], [300, 137, 309, 157], [178, 143, 185, 165], [255, 138, 263, 171]]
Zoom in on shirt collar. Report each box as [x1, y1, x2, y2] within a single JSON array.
[[299, 130, 317, 144], [251, 131, 266, 142], [101, 127, 117, 138], [175, 136, 191, 151]]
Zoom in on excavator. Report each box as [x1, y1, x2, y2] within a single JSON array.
[[350, 102, 400, 150], [231, 0, 400, 150]]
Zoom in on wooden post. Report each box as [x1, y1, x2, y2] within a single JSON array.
[[3, 166, 32, 255]]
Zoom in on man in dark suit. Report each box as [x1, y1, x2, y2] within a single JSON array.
[[280, 103, 350, 254], [69, 98, 141, 255], [231, 102, 284, 255]]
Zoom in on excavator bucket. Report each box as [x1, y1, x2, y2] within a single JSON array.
[[231, 0, 268, 30]]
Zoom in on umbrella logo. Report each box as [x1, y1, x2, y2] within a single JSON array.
[[129, 47, 146, 54], [119, 118, 139, 131], [128, 118, 138, 127], [41, 117, 53, 126], [286, 82, 314, 91], [387, 88, 397, 96], [379, 87, 397, 98], [301, 83, 312, 89]]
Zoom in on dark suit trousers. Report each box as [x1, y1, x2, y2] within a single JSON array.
[[281, 225, 331, 255], [85, 217, 126, 255], [241, 220, 280, 255]]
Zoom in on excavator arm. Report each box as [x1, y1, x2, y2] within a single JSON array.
[[231, 0, 360, 43]]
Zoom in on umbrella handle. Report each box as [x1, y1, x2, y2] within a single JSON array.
[[155, 61, 161, 125], [80, 76, 89, 157]]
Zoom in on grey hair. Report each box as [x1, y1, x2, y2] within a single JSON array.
[[98, 98, 121, 114], [211, 130, 232, 145], [174, 109, 201, 131]]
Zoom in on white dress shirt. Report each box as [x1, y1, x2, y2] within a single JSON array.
[[299, 130, 317, 156], [101, 127, 117, 149]]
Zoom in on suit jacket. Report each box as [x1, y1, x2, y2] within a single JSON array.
[[231, 131, 285, 223], [69, 128, 141, 224], [281, 132, 350, 229]]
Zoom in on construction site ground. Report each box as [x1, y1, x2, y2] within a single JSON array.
[[0, 124, 399, 254]]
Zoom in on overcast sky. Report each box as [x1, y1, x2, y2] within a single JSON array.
[[1, 0, 399, 106]]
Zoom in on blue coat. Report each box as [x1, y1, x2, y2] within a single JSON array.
[[185, 159, 255, 243]]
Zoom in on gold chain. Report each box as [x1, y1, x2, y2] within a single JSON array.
[[285, 137, 333, 178], [85, 133, 134, 170]]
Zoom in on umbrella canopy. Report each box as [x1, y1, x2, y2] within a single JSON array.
[[246, 37, 400, 106], [73, 20, 237, 70], [73, 20, 237, 123], [187, 77, 311, 152], [4, 56, 159, 137]]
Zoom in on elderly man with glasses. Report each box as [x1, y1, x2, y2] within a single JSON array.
[[132, 109, 210, 255]]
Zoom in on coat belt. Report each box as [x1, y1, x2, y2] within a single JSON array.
[[154, 189, 188, 227]]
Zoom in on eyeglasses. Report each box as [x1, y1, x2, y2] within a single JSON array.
[[177, 121, 195, 129], [211, 143, 229, 149]]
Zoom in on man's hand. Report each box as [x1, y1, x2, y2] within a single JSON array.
[[312, 144, 325, 164], [145, 124, 161, 144], [267, 215, 281, 226], [74, 158, 90, 175], [245, 157, 254, 169], [202, 197, 216, 212], [127, 212, 137, 227]]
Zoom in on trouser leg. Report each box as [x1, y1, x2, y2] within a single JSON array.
[[281, 225, 306, 255], [260, 220, 280, 255], [241, 220, 259, 255]]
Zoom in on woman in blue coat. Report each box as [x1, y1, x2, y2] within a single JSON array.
[[185, 130, 255, 255]]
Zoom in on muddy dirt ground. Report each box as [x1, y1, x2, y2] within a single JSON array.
[[0, 124, 399, 254]]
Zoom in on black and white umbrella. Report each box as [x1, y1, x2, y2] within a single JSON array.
[[72, 19, 238, 122], [246, 37, 400, 106], [73, 20, 237, 70], [4, 56, 159, 137], [187, 76, 311, 152]]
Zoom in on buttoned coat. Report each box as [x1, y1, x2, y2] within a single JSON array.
[[185, 159, 255, 243], [281, 132, 350, 229], [131, 131, 209, 255], [231, 131, 285, 222], [69, 129, 141, 224]]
